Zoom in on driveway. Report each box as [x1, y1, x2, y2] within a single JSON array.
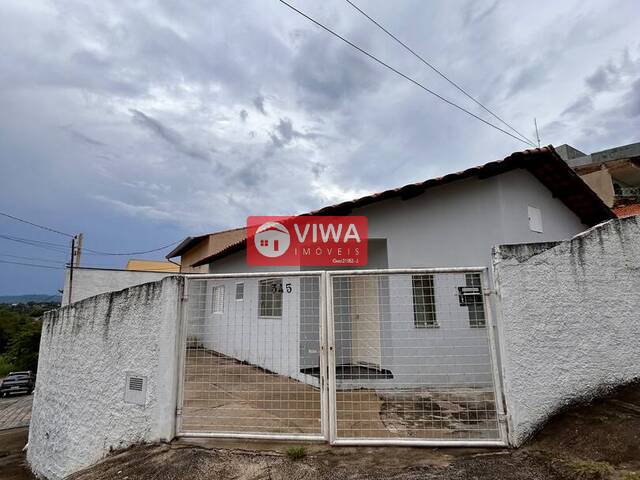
[[0, 393, 33, 430]]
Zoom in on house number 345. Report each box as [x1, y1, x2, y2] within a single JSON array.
[[272, 283, 292, 293]]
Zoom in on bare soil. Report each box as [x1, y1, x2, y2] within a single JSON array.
[[3, 383, 639, 480]]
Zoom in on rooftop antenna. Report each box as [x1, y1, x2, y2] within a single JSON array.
[[534, 118, 541, 148]]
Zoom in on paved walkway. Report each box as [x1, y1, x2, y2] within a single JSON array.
[[0, 393, 32, 430]]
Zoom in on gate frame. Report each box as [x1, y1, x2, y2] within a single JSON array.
[[174, 268, 508, 446], [325, 267, 508, 447], [175, 271, 330, 442]]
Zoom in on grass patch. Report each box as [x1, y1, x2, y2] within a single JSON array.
[[563, 459, 613, 479], [285, 446, 306, 461], [619, 472, 640, 480]]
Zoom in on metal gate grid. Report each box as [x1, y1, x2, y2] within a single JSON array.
[[176, 268, 506, 446], [176, 272, 328, 440], [326, 268, 505, 446]]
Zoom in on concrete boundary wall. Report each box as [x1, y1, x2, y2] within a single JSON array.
[[493, 216, 640, 446], [28, 276, 182, 480], [61, 267, 177, 306]]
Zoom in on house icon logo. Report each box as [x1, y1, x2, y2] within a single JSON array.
[[254, 221, 291, 258]]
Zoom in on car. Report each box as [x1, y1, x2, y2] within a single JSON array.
[[0, 371, 36, 397]]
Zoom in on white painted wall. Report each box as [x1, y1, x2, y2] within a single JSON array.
[[493, 216, 640, 446], [186, 276, 319, 385], [28, 277, 182, 480], [61, 267, 176, 306]]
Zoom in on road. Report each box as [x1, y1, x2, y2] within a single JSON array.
[[0, 393, 32, 430]]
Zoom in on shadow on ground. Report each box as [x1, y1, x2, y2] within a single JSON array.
[[3, 383, 640, 480]]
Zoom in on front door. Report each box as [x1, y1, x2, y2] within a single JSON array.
[[350, 276, 382, 367]]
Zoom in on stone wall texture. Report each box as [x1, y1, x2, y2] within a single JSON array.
[[493, 216, 640, 446], [27, 277, 182, 479]]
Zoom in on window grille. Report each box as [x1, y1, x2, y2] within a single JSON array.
[[412, 274, 437, 328], [259, 278, 282, 317], [235, 282, 244, 301], [211, 285, 224, 314]]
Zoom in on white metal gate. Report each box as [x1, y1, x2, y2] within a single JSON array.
[[176, 268, 506, 446]]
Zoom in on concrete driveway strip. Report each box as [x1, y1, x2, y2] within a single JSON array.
[[0, 394, 33, 430]]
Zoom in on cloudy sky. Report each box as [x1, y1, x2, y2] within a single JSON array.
[[0, 0, 639, 295]]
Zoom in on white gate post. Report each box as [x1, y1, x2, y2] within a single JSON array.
[[325, 272, 338, 444], [482, 268, 509, 444]]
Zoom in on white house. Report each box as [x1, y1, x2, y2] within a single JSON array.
[[171, 147, 614, 390]]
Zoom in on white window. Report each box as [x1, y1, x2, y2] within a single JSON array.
[[235, 282, 244, 301], [412, 274, 437, 328], [528, 206, 543, 233], [258, 278, 283, 318], [211, 285, 224, 314]]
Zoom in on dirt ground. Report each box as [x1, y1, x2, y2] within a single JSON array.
[[3, 382, 639, 480]]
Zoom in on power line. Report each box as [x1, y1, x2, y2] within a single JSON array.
[[343, 0, 537, 147], [0, 233, 180, 257], [0, 234, 71, 254], [83, 240, 181, 256], [0, 233, 69, 248], [0, 259, 64, 270], [0, 211, 74, 238], [0, 254, 66, 265], [279, 0, 533, 146]]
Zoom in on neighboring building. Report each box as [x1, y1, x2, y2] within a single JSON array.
[[166, 227, 245, 273], [556, 141, 640, 211], [125, 259, 180, 272]]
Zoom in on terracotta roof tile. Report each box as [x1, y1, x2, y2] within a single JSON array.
[[613, 204, 640, 218]]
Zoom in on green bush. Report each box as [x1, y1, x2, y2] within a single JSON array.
[[0, 355, 16, 377], [0, 304, 45, 375], [285, 446, 307, 460]]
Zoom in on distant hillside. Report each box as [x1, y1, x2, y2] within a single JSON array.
[[0, 294, 61, 304]]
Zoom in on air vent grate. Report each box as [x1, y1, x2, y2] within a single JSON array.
[[129, 376, 144, 392], [124, 372, 147, 406]]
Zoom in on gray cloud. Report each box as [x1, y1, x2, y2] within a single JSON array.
[[0, 0, 638, 295], [291, 32, 382, 111], [253, 95, 267, 115], [562, 96, 594, 117], [462, 0, 500, 27], [61, 126, 106, 147], [129, 108, 216, 163]]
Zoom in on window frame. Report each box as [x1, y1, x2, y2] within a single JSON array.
[[235, 282, 245, 301], [412, 274, 438, 328], [463, 273, 486, 328], [258, 278, 283, 319], [211, 285, 225, 314]]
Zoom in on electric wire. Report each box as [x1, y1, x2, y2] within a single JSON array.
[[279, 0, 533, 146], [82, 240, 182, 256], [0, 211, 74, 238], [0, 259, 65, 270], [0, 233, 180, 257], [343, 0, 537, 147], [0, 254, 66, 265]]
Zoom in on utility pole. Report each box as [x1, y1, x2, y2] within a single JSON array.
[[74, 233, 83, 267], [534, 118, 541, 148], [67, 233, 83, 305]]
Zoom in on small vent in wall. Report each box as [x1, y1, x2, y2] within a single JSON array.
[[129, 376, 144, 392], [124, 372, 147, 406]]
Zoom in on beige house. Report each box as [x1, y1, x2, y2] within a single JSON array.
[[166, 227, 245, 273]]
